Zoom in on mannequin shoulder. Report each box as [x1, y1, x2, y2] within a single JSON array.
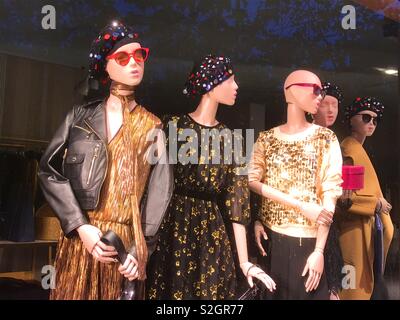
[[162, 114, 181, 125], [74, 99, 103, 111], [314, 125, 338, 142], [340, 136, 362, 149], [137, 106, 162, 128], [257, 128, 275, 144], [257, 127, 276, 141], [340, 136, 363, 157], [72, 99, 103, 117]]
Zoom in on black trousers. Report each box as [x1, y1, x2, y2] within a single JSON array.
[[260, 229, 329, 300]]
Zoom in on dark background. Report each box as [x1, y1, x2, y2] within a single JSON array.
[[0, 0, 399, 298], [0, 0, 398, 199]]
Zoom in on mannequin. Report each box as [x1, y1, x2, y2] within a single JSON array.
[[312, 81, 345, 300], [337, 97, 394, 300], [250, 70, 343, 299], [38, 21, 172, 299], [147, 55, 276, 300], [314, 81, 343, 128]]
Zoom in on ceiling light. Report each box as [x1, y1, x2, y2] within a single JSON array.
[[374, 67, 398, 76], [384, 69, 398, 75]]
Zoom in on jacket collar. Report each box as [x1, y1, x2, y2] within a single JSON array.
[[84, 100, 107, 143]]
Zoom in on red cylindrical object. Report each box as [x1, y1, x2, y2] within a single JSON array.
[[342, 165, 365, 190]]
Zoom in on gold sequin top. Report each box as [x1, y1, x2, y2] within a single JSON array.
[[249, 124, 343, 238]]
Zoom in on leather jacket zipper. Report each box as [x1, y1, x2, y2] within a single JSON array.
[[73, 125, 92, 135], [84, 119, 109, 207], [87, 144, 100, 185]]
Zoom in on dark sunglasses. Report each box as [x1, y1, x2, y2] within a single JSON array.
[[285, 83, 326, 99], [106, 47, 149, 66], [356, 113, 379, 126]]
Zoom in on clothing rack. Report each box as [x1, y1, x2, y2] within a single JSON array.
[[0, 137, 45, 243], [0, 137, 48, 153], [0, 143, 25, 148], [0, 136, 49, 145]]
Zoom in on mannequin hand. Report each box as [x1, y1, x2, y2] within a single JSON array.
[[254, 221, 268, 256], [341, 189, 353, 199], [240, 262, 276, 292], [337, 190, 353, 210], [379, 197, 392, 215], [330, 291, 340, 300], [118, 254, 139, 281], [298, 202, 333, 226], [77, 224, 102, 254], [92, 239, 118, 264], [302, 251, 324, 292], [77, 224, 117, 263]]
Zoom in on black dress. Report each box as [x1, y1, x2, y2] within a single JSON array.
[[147, 114, 250, 300]]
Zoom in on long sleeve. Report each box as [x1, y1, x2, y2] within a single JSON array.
[[138, 125, 174, 258], [341, 143, 379, 217], [248, 132, 267, 183], [348, 193, 377, 216], [38, 107, 89, 238], [224, 165, 250, 225], [223, 132, 250, 225], [319, 134, 343, 212], [248, 132, 268, 222]]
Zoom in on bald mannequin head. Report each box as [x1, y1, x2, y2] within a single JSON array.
[[284, 70, 323, 115]]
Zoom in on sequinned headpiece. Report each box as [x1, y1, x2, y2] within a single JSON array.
[[88, 20, 140, 83], [322, 81, 343, 105], [345, 96, 385, 120], [183, 54, 234, 97]]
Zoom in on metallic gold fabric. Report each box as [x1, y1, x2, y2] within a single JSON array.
[[110, 82, 148, 279], [50, 105, 161, 300]]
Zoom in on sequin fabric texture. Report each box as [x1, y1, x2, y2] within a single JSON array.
[[249, 125, 342, 235], [147, 114, 250, 300]]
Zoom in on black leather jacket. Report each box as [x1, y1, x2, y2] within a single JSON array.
[[38, 100, 173, 255]]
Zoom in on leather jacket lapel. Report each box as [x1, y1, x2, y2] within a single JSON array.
[[84, 101, 107, 144]]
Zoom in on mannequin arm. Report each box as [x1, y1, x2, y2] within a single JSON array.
[[38, 107, 89, 237], [249, 181, 333, 225], [315, 224, 329, 254], [249, 181, 298, 208], [135, 126, 174, 258], [302, 224, 329, 292], [232, 222, 276, 292]]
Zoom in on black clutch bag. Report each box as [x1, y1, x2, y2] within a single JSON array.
[[101, 230, 144, 300], [237, 282, 261, 300]]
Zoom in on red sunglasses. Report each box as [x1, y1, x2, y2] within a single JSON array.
[[285, 83, 326, 98], [106, 47, 150, 66]]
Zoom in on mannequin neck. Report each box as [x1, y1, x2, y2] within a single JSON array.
[[312, 118, 328, 128], [280, 103, 312, 135], [107, 81, 137, 113], [189, 95, 219, 127], [351, 130, 366, 145]]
